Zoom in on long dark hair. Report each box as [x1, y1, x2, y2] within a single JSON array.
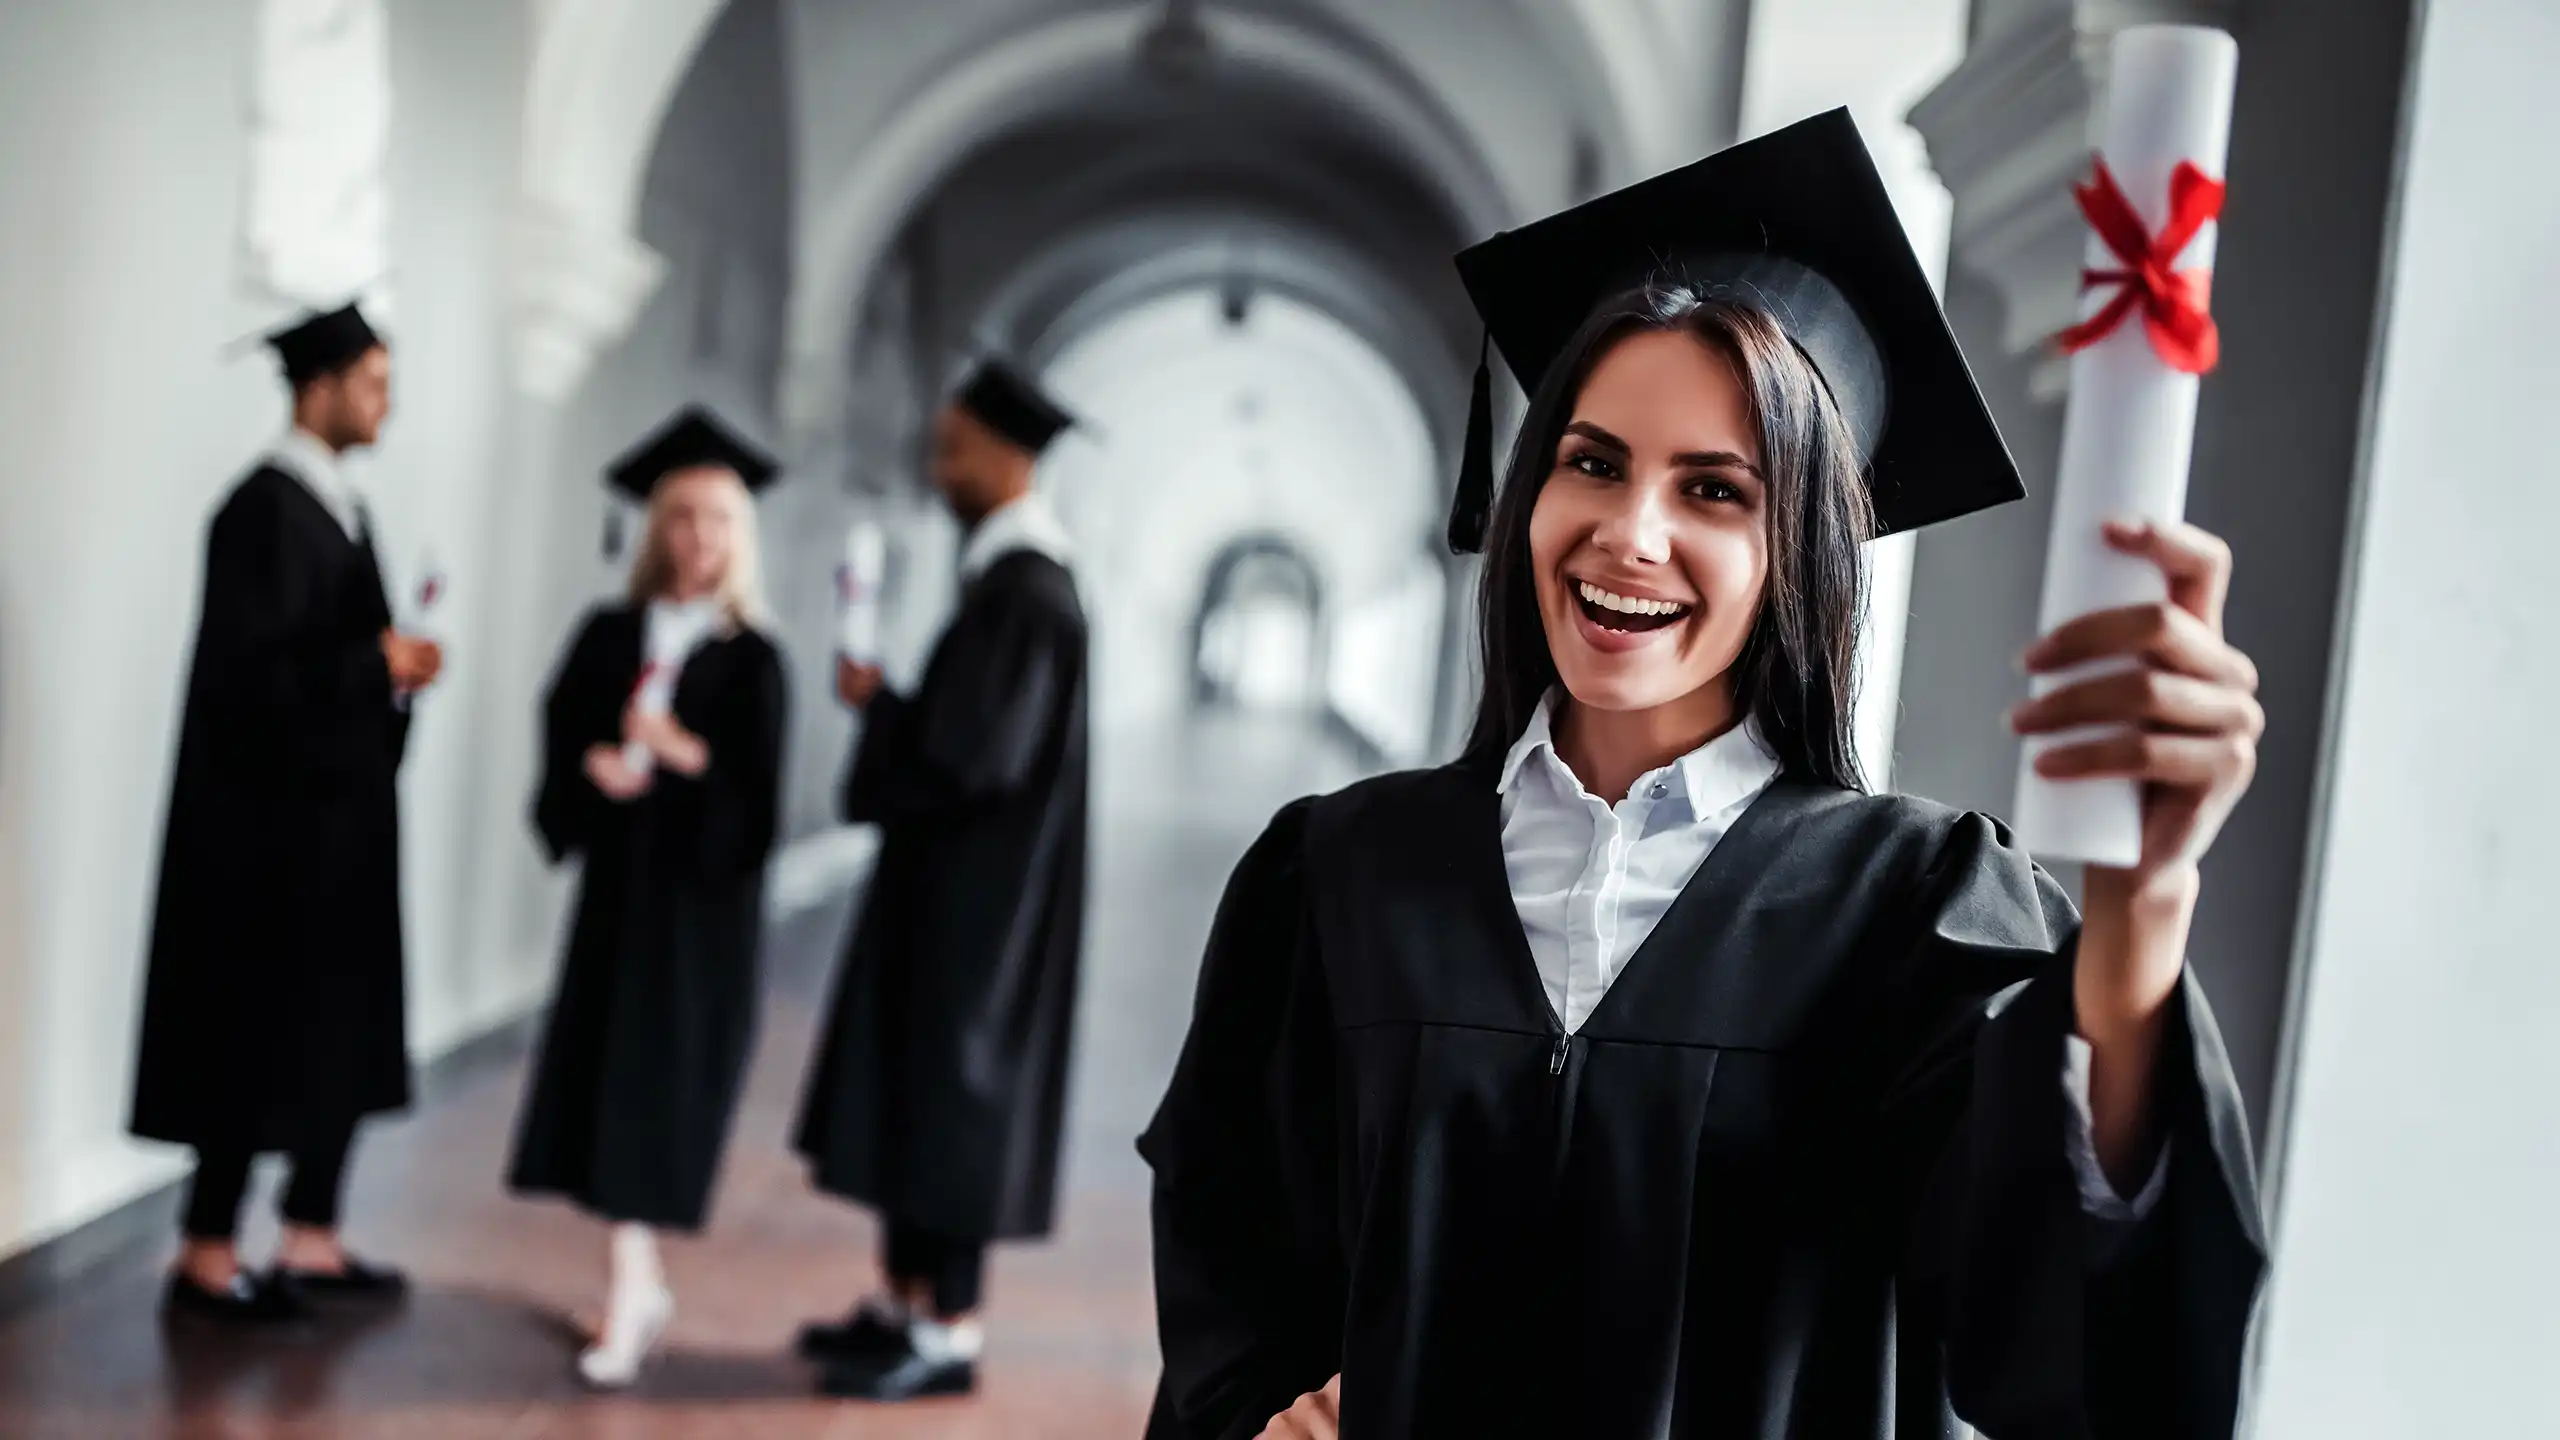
[[1463, 282, 1877, 791]]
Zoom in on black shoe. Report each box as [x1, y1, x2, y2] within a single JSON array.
[[820, 1343, 976, 1402], [162, 1270, 309, 1325], [271, 1254, 409, 1304], [795, 1302, 909, 1362]]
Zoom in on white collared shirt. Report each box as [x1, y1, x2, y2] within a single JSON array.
[[267, 427, 363, 540], [958, 491, 1074, 581], [1497, 692, 2165, 1220], [1498, 694, 1782, 1035]]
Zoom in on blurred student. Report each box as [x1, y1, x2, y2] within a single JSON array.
[[508, 408, 788, 1388], [131, 303, 441, 1324], [792, 360, 1089, 1402]]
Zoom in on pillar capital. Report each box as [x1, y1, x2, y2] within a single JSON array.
[[1908, 0, 2235, 398], [506, 199, 666, 404]]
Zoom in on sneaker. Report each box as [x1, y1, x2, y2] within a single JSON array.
[[271, 1252, 409, 1305], [795, 1296, 910, 1362], [819, 1339, 976, 1402], [576, 1283, 674, 1390], [161, 1270, 309, 1326]]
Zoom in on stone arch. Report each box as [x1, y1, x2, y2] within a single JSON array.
[[779, 5, 1527, 451], [509, 0, 729, 401]]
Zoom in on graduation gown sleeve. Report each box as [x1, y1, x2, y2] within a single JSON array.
[[1140, 800, 1346, 1440], [532, 610, 621, 864], [1886, 813, 2269, 1439], [840, 574, 1073, 824]]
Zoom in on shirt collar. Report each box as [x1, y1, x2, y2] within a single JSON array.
[[958, 490, 1073, 580], [1496, 689, 1782, 817]]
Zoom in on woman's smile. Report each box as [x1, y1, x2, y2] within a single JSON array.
[[1565, 572, 1696, 653]]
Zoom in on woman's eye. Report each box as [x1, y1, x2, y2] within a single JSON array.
[[1687, 477, 1744, 504], [1563, 451, 1619, 480]]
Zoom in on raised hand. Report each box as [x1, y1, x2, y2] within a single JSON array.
[[2010, 517, 2262, 882]]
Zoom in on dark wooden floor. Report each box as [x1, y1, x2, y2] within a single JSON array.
[[0, 715, 1363, 1439]]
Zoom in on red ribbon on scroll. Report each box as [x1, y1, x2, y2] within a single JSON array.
[[2055, 156, 2226, 374]]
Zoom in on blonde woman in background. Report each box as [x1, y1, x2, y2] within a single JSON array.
[[508, 408, 789, 1387]]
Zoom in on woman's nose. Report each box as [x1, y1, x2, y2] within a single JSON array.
[[1590, 482, 1673, 564]]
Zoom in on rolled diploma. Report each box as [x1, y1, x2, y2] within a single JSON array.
[[624, 661, 671, 778], [838, 520, 886, 664], [2013, 24, 2238, 867]]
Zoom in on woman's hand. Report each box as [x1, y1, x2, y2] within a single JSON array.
[[624, 705, 710, 777], [2009, 517, 2262, 1189], [584, 744, 652, 801], [1257, 1375, 1341, 1440], [2012, 518, 2263, 887]]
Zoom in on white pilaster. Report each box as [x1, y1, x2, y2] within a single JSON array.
[[506, 198, 667, 404]]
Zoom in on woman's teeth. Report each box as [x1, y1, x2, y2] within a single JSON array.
[[1575, 580, 1691, 632]]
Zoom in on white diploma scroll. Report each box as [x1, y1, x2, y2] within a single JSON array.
[[624, 659, 672, 779], [2014, 25, 2239, 867], [837, 520, 887, 665], [410, 549, 446, 643]]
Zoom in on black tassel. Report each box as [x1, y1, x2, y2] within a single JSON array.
[[1446, 330, 1495, 554], [603, 506, 625, 561]]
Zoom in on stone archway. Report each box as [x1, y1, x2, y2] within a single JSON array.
[[779, 5, 1528, 457], [509, 0, 728, 402]]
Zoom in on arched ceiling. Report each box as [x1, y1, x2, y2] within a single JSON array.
[[519, 0, 1746, 433]]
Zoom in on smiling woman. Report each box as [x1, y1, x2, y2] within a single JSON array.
[[1140, 111, 2269, 1440], [1483, 297, 1871, 803]]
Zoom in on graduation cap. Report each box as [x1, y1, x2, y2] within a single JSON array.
[[252, 303, 386, 387], [598, 404, 781, 557], [953, 358, 1077, 456], [1444, 107, 2022, 552]]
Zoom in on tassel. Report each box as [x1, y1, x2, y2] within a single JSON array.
[[1445, 330, 1495, 554], [603, 506, 625, 561]]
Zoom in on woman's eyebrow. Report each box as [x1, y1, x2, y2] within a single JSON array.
[[1562, 420, 1629, 452], [1670, 449, 1764, 479]]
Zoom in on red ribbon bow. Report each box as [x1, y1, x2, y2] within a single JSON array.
[[2054, 155, 2226, 374]]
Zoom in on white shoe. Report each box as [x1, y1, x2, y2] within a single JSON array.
[[575, 1283, 673, 1389]]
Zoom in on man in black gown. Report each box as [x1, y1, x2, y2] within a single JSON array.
[[793, 360, 1089, 1401], [130, 304, 441, 1323]]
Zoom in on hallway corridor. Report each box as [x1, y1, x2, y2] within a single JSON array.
[[0, 715, 1367, 1439]]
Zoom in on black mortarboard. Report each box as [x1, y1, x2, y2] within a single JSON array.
[[954, 359, 1077, 455], [263, 303, 385, 387], [1444, 107, 2021, 552], [599, 405, 781, 557]]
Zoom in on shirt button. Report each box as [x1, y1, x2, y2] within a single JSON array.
[[1651, 782, 1669, 798]]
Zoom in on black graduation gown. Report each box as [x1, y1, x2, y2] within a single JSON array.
[[508, 606, 786, 1230], [131, 465, 412, 1153], [794, 548, 1090, 1241], [1142, 764, 2270, 1440]]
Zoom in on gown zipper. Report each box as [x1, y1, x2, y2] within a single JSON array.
[[1547, 1031, 1584, 1196]]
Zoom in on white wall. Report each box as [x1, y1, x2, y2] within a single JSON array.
[[2250, 2, 2560, 1434], [0, 0, 543, 1259]]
